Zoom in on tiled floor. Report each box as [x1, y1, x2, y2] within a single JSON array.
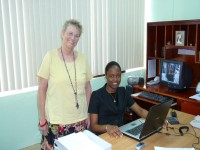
[[21, 143, 40, 150]]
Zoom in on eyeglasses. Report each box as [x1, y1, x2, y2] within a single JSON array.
[[67, 32, 80, 40]]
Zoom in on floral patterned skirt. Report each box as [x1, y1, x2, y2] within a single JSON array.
[[41, 119, 87, 149]]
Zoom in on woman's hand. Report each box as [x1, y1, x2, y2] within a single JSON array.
[[106, 125, 123, 138], [86, 116, 90, 129], [162, 120, 169, 130], [38, 119, 48, 136]]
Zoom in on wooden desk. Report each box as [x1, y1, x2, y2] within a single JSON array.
[[99, 111, 200, 150], [132, 84, 200, 115]]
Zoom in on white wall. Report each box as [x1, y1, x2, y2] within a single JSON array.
[[0, 69, 145, 150], [91, 68, 145, 91], [147, 0, 200, 22], [0, 89, 41, 150], [1, 0, 200, 149]]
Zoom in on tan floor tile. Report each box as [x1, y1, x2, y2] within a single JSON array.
[[21, 143, 40, 150]]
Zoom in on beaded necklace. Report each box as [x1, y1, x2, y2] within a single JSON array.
[[61, 48, 79, 109]]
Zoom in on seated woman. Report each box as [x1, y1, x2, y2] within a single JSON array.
[[88, 61, 148, 138]]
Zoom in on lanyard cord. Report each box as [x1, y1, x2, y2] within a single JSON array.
[[61, 48, 79, 109]]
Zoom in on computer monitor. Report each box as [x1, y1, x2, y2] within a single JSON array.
[[160, 59, 192, 91]]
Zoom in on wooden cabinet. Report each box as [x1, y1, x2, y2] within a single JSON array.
[[180, 99, 200, 115], [145, 20, 200, 115], [124, 20, 200, 121], [132, 84, 200, 115], [146, 20, 200, 87]]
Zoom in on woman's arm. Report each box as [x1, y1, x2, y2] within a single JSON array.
[[90, 113, 107, 133], [85, 81, 92, 106], [90, 113, 122, 137], [38, 77, 48, 135], [130, 102, 148, 119], [85, 81, 92, 128]]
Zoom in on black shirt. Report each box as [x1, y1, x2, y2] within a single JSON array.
[[88, 84, 135, 126]]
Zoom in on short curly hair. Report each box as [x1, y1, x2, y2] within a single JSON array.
[[61, 19, 82, 37]]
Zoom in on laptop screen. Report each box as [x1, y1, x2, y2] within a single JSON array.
[[140, 99, 173, 139], [120, 99, 173, 141]]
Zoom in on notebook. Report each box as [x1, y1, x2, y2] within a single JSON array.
[[120, 99, 173, 141]]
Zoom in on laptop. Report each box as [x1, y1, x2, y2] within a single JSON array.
[[120, 99, 173, 141]]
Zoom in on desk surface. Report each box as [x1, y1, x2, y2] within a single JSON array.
[[134, 84, 196, 102], [133, 84, 200, 115], [99, 111, 200, 150]]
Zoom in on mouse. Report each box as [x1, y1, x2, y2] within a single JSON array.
[[154, 76, 160, 82], [171, 110, 177, 117]]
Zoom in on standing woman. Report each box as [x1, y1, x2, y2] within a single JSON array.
[[88, 61, 148, 137], [37, 19, 93, 149]]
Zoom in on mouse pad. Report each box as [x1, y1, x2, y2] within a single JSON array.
[[167, 117, 180, 125]]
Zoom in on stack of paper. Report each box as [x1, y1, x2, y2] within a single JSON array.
[[189, 94, 200, 101], [154, 146, 195, 150], [54, 130, 112, 150]]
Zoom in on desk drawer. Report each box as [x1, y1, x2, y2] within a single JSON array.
[[181, 100, 200, 115]]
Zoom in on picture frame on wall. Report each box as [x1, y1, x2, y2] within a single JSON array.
[[175, 31, 185, 46]]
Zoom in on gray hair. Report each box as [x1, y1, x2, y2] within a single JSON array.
[[61, 19, 82, 37]]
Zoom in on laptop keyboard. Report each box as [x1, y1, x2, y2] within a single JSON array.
[[126, 123, 144, 135]]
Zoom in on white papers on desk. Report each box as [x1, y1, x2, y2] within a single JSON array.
[[189, 93, 200, 101], [178, 49, 195, 55], [131, 92, 141, 97], [154, 146, 195, 150], [54, 130, 111, 150]]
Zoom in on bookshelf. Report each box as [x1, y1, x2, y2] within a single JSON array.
[[146, 19, 200, 87]]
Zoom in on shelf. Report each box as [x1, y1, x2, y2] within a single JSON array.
[[146, 19, 200, 87], [133, 84, 200, 115], [165, 45, 196, 50], [147, 56, 156, 59], [144, 20, 200, 116]]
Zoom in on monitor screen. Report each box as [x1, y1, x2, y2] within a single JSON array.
[[161, 60, 181, 85], [160, 59, 192, 91]]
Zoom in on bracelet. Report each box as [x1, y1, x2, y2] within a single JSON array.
[[38, 120, 47, 127], [105, 125, 110, 131]]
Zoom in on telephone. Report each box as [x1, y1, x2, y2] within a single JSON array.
[[196, 82, 200, 93], [147, 76, 160, 85]]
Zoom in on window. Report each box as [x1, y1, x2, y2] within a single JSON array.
[[0, 0, 145, 92]]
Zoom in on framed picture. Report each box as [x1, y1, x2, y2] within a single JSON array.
[[175, 31, 185, 46]]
